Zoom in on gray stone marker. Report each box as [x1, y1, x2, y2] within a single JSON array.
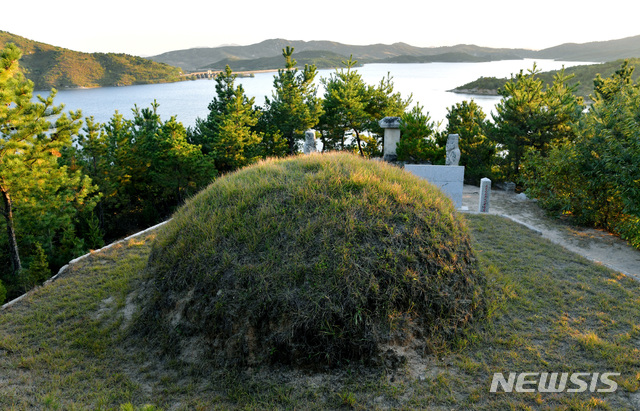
[[379, 117, 401, 161], [380, 121, 465, 209], [405, 164, 465, 208], [445, 134, 461, 166], [504, 182, 516, 193], [303, 130, 317, 154], [478, 177, 491, 213]]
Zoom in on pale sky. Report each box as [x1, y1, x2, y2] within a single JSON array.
[[5, 0, 640, 57]]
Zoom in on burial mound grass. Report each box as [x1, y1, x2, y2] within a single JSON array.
[[136, 152, 486, 367]]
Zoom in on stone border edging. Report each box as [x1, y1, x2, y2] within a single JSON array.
[[1, 219, 170, 311]]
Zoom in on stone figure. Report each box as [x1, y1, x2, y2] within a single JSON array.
[[303, 130, 317, 154], [445, 134, 461, 166]]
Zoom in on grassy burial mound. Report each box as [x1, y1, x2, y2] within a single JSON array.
[[136, 152, 486, 367]]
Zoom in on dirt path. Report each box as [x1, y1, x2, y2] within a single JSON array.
[[461, 185, 640, 281]]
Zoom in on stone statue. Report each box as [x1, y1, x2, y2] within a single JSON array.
[[445, 134, 460, 166], [303, 130, 317, 154]]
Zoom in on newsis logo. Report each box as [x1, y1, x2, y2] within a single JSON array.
[[490, 372, 620, 393]]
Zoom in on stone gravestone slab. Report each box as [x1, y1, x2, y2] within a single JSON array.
[[405, 165, 465, 208]]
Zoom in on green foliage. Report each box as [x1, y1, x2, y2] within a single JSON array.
[[260, 47, 323, 154], [70, 102, 216, 240], [521, 61, 640, 249], [205, 50, 350, 72], [491, 64, 583, 179], [188, 66, 261, 172], [0, 44, 98, 298], [451, 76, 506, 93], [0, 279, 5, 304], [82, 211, 105, 250], [318, 57, 371, 155], [379, 52, 508, 64], [318, 57, 410, 156], [138, 153, 486, 367], [453, 59, 640, 99], [0, 32, 183, 90], [396, 104, 443, 163], [19, 242, 50, 292], [446, 100, 497, 184]]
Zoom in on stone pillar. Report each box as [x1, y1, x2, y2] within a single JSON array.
[[478, 177, 491, 213], [379, 117, 401, 161]]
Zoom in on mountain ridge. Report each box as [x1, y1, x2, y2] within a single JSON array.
[[0, 31, 183, 90], [536, 35, 640, 62], [148, 35, 640, 72], [2, 31, 640, 90], [149, 38, 537, 71]]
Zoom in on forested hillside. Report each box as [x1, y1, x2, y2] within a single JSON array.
[[452, 58, 640, 98], [536, 35, 640, 61], [0, 31, 183, 90], [204, 50, 351, 71]]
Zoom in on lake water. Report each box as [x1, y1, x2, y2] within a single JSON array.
[[42, 59, 593, 129]]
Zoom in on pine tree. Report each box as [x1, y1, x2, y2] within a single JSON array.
[[319, 57, 410, 156], [0, 44, 98, 276], [20, 242, 50, 292], [189, 66, 261, 172], [319, 57, 371, 155], [491, 65, 582, 178], [446, 100, 496, 184], [261, 47, 323, 154], [71, 103, 216, 239], [396, 104, 443, 163]]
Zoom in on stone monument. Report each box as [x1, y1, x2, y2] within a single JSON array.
[[405, 164, 465, 208], [379, 117, 401, 161], [302, 130, 317, 154], [398, 130, 465, 208], [445, 134, 461, 166], [478, 178, 491, 213]]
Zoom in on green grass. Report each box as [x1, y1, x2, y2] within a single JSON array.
[[1, 208, 639, 409], [139, 153, 484, 368]]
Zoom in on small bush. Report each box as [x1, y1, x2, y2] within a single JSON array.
[[136, 152, 486, 367], [0, 279, 6, 305], [19, 242, 51, 293]]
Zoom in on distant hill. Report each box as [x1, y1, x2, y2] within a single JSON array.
[[536, 35, 640, 62], [204, 50, 353, 71], [450, 58, 640, 99], [149, 35, 640, 74], [149, 39, 534, 72], [377, 51, 524, 64], [4, 31, 640, 91], [0, 31, 183, 90]]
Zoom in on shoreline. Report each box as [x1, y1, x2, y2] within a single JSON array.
[[448, 88, 499, 96]]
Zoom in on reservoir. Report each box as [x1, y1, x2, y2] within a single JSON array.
[[43, 59, 593, 128]]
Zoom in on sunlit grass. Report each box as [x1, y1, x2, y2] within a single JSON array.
[[0, 185, 639, 409]]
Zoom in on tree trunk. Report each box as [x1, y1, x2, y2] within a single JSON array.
[[354, 130, 364, 157], [289, 131, 296, 155], [1, 188, 22, 274]]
